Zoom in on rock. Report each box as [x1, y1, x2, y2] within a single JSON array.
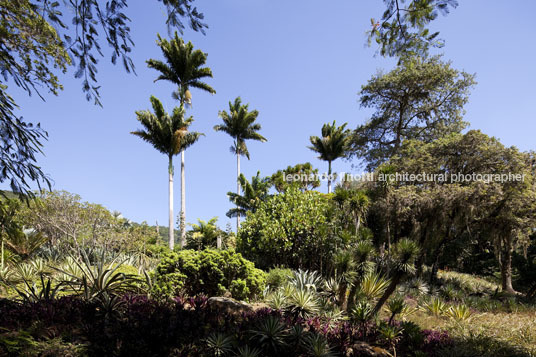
[[207, 297, 253, 315], [345, 342, 391, 357]]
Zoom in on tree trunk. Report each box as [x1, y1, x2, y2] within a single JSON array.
[[500, 236, 515, 293], [180, 150, 186, 248], [372, 274, 401, 316], [328, 161, 332, 194], [168, 156, 174, 250], [236, 152, 241, 232]]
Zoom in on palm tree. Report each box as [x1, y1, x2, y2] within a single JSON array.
[[131, 96, 202, 250], [308, 121, 350, 193], [214, 97, 267, 231], [226, 171, 271, 219], [147, 32, 215, 245]]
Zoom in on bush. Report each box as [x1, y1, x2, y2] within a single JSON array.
[[266, 267, 292, 290], [237, 186, 336, 271], [152, 249, 266, 300]]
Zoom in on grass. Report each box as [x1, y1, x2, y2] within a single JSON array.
[[400, 270, 536, 356]]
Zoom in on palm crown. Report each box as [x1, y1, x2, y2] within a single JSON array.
[[309, 121, 350, 163], [226, 172, 271, 218], [147, 32, 215, 105], [214, 97, 267, 159], [131, 96, 202, 166]]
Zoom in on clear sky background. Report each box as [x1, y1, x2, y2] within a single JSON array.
[[3, 0, 536, 229]]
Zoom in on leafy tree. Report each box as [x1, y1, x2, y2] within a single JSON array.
[[237, 186, 336, 272], [214, 97, 267, 231], [369, 131, 536, 292], [368, 0, 459, 59], [308, 121, 350, 194], [226, 171, 271, 219], [0, 0, 206, 197], [147, 33, 215, 244], [131, 96, 202, 250], [271, 162, 321, 193], [332, 187, 370, 236], [348, 56, 475, 170]]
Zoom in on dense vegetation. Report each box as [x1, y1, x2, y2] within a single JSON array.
[[1, 1, 535, 356]]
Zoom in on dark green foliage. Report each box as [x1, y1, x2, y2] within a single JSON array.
[[152, 249, 266, 300], [237, 186, 336, 271], [271, 162, 321, 192], [348, 56, 475, 170], [265, 267, 292, 290]]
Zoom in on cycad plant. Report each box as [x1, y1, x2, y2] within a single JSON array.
[[147, 32, 215, 244], [308, 121, 350, 193], [214, 97, 267, 231], [132, 96, 202, 249]]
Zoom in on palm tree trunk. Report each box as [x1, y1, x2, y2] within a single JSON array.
[[168, 156, 174, 250], [236, 152, 241, 232], [180, 150, 186, 248], [327, 161, 332, 193]]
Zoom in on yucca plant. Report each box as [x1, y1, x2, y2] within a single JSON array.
[[303, 333, 336, 357], [386, 295, 406, 325], [420, 296, 448, 317], [446, 304, 472, 322], [358, 272, 390, 302], [205, 332, 234, 356], [378, 323, 403, 357], [350, 301, 376, 338]]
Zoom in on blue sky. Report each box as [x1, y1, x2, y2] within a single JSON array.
[[3, 0, 536, 229]]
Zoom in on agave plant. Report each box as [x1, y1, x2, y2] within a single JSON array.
[[205, 332, 234, 356], [249, 316, 288, 353], [12, 275, 64, 302], [288, 269, 323, 291], [234, 345, 261, 357], [0, 265, 16, 285], [287, 288, 320, 318], [55, 250, 140, 301], [266, 289, 288, 310], [13, 262, 36, 283]]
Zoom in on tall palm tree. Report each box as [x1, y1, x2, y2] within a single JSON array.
[[308, 121, 350, 194], [131, 96, 202, 250], [214, 97, 267, 231], [226, 171, 271, 219], [147, 32, 215, 245]]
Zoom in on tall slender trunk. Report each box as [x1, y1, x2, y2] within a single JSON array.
[[180, 150, 186, 248], [236, 152, 241, 232], [500, 235, 515, 293], [168, 156, 174, 250], [372, 274, 401, 316], [327, 161, 332, 193]]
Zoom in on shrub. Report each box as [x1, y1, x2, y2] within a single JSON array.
[[266, 267, 292, 290], [152, 249, 266, 300], [237, 186, 336, 271]]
